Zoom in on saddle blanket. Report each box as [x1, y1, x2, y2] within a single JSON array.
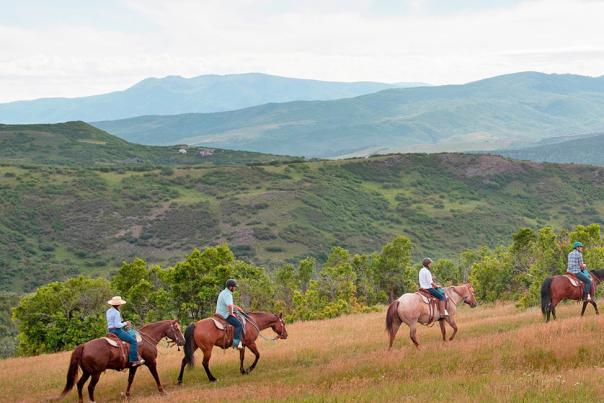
[[102, 331, 142, 347], [563, 274, 580, 287]]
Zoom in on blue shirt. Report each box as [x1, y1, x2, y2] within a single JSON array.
[[216, 288, 234, 319], [106, 307, 126, 330], [567, 249, 585, 274]]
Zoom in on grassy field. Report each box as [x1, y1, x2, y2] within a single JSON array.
[[1, 302, 604, 402]]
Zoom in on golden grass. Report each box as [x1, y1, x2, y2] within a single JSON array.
[[2, 302, 604, 402]]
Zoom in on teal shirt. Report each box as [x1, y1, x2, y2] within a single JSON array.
[[216, 288, 234, 319]]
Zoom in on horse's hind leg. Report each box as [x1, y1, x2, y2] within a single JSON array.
[[202, 348, 217, 382], [87, 372, 100, 403], [388, 321, 401, 350], [125, 366, 138, 398], [409, 322, 420, 348], [551, 305, 557, 320], [177, 344, 197, 385], [76, 370, 90, 403], [590, 300, 599, 315]]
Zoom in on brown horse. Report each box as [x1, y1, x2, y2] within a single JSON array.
[[385, 283, 477, 349], [540, 269, 603, 322], [177, 312, 287, 383], [60, 320, 185, 402]]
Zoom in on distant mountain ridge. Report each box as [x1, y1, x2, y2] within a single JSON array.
[[0, 73, 425, 123], [92, 72, 604, 158], [493, 132, 604, 166]]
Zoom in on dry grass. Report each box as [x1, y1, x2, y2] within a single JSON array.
[[2, 302, 604, 402]]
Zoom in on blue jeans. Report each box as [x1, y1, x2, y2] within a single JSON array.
[[110, 328, 138, 362], [226, 315, 243, 345], [428, 287, 446, 301], [576, 270, 592, 297]]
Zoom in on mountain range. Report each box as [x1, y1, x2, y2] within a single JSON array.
[[91, 72, 604, 158], [0, 73, 424, 123]]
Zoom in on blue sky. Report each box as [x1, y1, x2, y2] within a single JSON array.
[[0, 0, 603, 102]]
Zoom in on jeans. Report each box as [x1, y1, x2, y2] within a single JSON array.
[[226, 315, 243, 344], [428, 287, 446, 301], [110, 328, 138, 362], [576, 270, 592, 296]]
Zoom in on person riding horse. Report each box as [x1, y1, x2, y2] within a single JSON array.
[[106, 296, 144, 367], [216, 279, 245, 350], [568, 241, 591, 302], [418, 257, 449, 317]]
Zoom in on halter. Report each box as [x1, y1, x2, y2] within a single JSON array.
[[241, 312, 286, 342], [137, 321, 182, 351], [447, 285, 469, 306]]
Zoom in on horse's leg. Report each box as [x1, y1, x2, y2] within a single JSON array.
[[202, 348, 217, 382], [581, 300, 588, 316], [177, 344, 197, 385], [239, 347, 247, 374], [409, 321, 420, 348], [551, 305, 557, 320], [87, 372, 100, 403], [146, 361, 165, 394], [76, 370, 90, 403], [125, 366, 138, 399], [447, 317, 458, 341], [246, 341, 261, 373], [388, 319, 401, 350], [590, 300, 599, 315], [439, 319, 447, 342]]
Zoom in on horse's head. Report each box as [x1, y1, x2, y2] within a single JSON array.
[[166, 320, 185, 346], [270, 313, 288, 340], [464, 283, 478, 308]]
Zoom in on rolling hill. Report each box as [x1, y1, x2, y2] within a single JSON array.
[[0, 121, 298, 167], [2, 151, 603, 292], [0, 73, 424, 123], [92, 72, 604, 158], [494, 132, 604, 166]]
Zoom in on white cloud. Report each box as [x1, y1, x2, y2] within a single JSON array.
[[0, 0, 603, 102]]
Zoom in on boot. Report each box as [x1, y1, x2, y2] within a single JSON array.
[[584, 293, 592, 302], [438, 300, 449, 317]]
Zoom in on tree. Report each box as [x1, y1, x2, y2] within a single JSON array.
[[12, 276, 112, 355], [374, 236, 413, 302]]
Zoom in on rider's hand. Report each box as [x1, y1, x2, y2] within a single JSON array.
[[581, 263, 587, 269], [125, 321, 131, 327]]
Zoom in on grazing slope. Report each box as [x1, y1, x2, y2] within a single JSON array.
[[1, 305, 603, 401], [494, 132, 604, 166], [0, 121, 297, 167], [0, 73, 423, 123], [2, 153, 603, 292], [93, 72, 604, 157]]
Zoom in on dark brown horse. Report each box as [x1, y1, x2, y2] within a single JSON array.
[[60, 320, 185, 402], [177, 312, 287, 383], [540, 269, 603, 322], [385, 283, 477, 349]]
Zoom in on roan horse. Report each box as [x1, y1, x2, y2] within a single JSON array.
[[60, 320, 185, 402], [177, 312, 287, 383], [385, 283, 477, 349], [540, 269, 604, 322]]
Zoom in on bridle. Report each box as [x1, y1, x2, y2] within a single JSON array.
[[447, 285, 475, 306], [241, 312, 286, 342]]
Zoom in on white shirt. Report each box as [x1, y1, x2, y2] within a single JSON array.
[[419, 266, 433, 289]]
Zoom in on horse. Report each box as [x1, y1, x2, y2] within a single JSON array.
[[385, 283, 477, 350], [60, 319, 185, 402], [540, 269, 603, 322], [177, 312, 287, 383]]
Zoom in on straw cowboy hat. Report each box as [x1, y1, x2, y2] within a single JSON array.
[[107, 296, 127, 306]]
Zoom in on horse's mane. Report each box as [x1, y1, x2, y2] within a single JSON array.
[[591, 269, 604, 280], [139, 319, 175, 332]]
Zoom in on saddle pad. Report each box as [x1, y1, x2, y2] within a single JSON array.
[[103, 337, 120, 347], [416, 292, 430, 304], [211, 317, 226, 330], [563, 275, 580, 287]]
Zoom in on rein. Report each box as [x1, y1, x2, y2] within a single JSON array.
[[239, 312, 283, 342]]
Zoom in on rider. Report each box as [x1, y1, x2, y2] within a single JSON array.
[[106, 296, 145, 366], [418, 258, 449, 317], [216, 279, 245, 350], [567, 241, 591, 301]]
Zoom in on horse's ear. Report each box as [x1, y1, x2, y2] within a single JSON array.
[[279, 312, 283, 318]]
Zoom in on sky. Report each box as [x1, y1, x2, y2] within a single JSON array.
[[1, 0, 604, 102]]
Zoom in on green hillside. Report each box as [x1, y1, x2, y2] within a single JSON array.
[[0, 121, 298, 167], [494, 132, 604, 166], [93, 72, 604, 158], [2, 153, 603, 292]]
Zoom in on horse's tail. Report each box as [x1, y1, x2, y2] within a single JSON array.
[[60, 344, 84, 397], [385, 300, 401, 334], [541, 277, 553, 317], [183, 323, 196, 368]]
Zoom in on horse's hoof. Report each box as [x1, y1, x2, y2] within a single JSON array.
[[209, 378, 217, 383]]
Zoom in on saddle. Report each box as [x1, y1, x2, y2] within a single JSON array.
[[211, 314, 247, 349], [102, 331, 143, 369], [416, 289, 441, 325]]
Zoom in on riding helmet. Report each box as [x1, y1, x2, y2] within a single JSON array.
[[226, 279, 238, 288]]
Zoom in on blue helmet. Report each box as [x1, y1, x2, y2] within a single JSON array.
[[573, 241, 584, 249]]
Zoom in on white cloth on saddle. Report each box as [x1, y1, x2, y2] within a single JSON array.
[[102, 331, 142, 347], [416, 293, 430, 304], [563, 274, 580, 287], [210, 313, 247, 331]]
